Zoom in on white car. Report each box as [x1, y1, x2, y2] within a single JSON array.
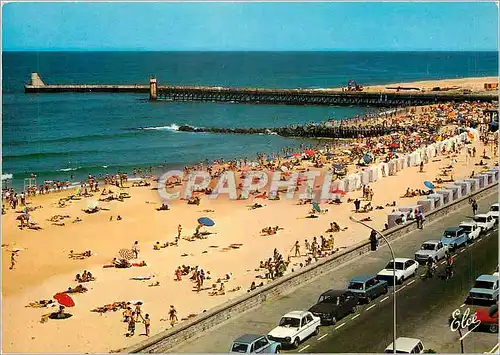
[[459, 220, 481, 242], [376, 258, 419, 285], [268, 311, 321, 349], [473, 214, 496, 233], [488, 203, 499, 223], [414, 240, 448, 264], [385, 337, 425, 353]]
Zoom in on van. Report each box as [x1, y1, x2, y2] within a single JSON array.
[[384, 337, 425, 353]]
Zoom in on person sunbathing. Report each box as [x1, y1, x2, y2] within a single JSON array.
[[385, 201, 396, 207], [153, 242, 161, 250], [113, 258, 131, 268], [64, 284, 88, 294], [249, 203, 263, 210], [148, 281, 160, 287], [187, 196, 200, 205], [26, 299, 54, 308]]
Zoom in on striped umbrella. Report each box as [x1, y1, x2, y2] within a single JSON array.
[[119, 248, 134, 260]]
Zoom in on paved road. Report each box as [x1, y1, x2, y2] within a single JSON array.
[[169, 193, 498, 353]]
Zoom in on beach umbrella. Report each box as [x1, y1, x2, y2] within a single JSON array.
[[266, 156, 274, 162], [87, 200, 98, 210], [54, 293, 75, 307], [198, 217, 215, 227], [304, 149, 315, 157], [330, 189, 345, 195], [424, 181, 435, 190], [312, 201, 321, 213], [119, 248, 135, 260], [362, 154, 373, 164], [292, 153, 300, 157], [333, 164, 344, 170]]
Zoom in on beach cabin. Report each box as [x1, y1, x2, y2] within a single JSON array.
[[388, 161, 397, 176], [454, 180, 471, 196], [379, 162, 389, 178], [482, 172, 494, 185], [463, 178, 479, 193], [473, 174, 487, 189], [435, 189, 452, 205], [417, 199, 434, 213], [398, 205, 420, 220], [488, 168, 499, 182], [427, 193, 444, 209], [368, 166, 379, 182], [444, 184, 461, 201], [387, 211, 409, 229], [361, 170, 370, 185]]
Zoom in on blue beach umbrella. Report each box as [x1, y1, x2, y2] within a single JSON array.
[[333, 164, 344, 170], [198, 217, 215, 227], [424, 181, 435, 190], [312, 201, 321, 213]]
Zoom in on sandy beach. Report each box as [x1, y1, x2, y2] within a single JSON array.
[[2, 85, 498, 352]]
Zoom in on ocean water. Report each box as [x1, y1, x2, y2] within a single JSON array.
[[2, 51, 498, 188]]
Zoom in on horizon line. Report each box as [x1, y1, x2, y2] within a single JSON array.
[[4, 49, 499, 53]]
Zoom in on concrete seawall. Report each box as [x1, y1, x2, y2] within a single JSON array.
[[123, 182, 498, 354]]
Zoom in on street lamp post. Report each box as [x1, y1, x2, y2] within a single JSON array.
[[350, 216, 397, 354]]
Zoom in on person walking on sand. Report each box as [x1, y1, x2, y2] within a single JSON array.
[[134, 303, 142, 321], [141, 313, 151, 337], [175, 266, 182, 281], [169, 305, 178, 327], [304, 239, 310, 253], [354, 199, 361, 212], [291, 241, 300, 257], [177, 224, 182, 242], [127, 312, 136, 336], [132, 241, 140, 259]]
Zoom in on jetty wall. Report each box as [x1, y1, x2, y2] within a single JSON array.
[[123, 181, 498, 354], [24, 73, 497, 107]]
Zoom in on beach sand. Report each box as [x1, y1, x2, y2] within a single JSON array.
[[2, 104, 498, 352]]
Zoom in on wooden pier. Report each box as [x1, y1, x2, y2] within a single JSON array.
[[24, 73, 498, 107]]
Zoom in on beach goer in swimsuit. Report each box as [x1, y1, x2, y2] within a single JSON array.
[[142, 314, 151, 336], [175, 266, 182, 281], [128, 312, 136, 336], [169, 305, 178, 327], [291, 241, 300, 257], [135, 304, 142, 321], [132, 241, 140, 259]]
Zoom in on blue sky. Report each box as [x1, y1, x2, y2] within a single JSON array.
[[2, 2, 498, 51]]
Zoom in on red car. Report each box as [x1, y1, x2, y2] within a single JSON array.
[[474, 308, 499, 333]]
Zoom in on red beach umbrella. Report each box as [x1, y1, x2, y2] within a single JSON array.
[[304, 149, 315, 157], [54, 293, 75, 307], [293, 153, 301, 157]]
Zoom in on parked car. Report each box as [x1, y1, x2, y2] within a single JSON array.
[[414, 240, 448, 264], [347, 276, 388, 303], [376, 258, 418, 285], [230, 335, 281, 353], [473, 307, 498, 333], [473, 214, 496, 233], [468, 275, 499, 302], [441, 227, 468, 251], [487, 203, 499, 222], [267, 311, 320, 349], [459, 221, 481, 242], [384, 337, 425, 353], [308, 289, 358, 325]]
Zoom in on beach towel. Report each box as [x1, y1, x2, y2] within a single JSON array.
[[130, 276, 153, 281]]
